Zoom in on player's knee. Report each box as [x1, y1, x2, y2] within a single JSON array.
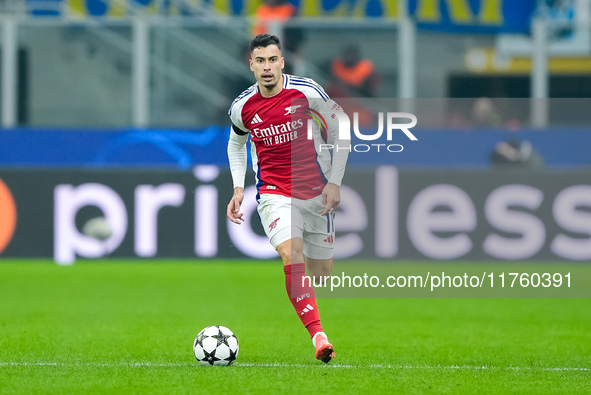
[[277, 246, 292, 266], [281, 254, 292, 266], [308, 263, 333, 278]]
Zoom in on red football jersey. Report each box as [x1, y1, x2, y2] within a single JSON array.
[[229, 74, 335, 200]]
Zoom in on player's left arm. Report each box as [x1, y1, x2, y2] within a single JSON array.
[[319, 99, 349, 215]]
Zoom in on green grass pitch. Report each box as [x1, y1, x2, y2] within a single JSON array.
[[0, 260, 590, 394]]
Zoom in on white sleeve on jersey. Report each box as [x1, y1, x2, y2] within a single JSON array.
[[229, 106, 249, 134], [227, 128, 249, 189], [287, 75, 351, 187], [287, 75, 350, 187], [228, 84, 256, 134], [227, 86, 256, 189], [323, 99, 349, 187]]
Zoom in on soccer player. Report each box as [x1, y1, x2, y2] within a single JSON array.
[[226, 34, 349, 363]]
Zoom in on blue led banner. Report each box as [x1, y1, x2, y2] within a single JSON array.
[[0, 127, 589, 169]]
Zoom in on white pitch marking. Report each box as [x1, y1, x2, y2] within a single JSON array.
[[0, 362, 588, 371], [0, 362, 189, 367]]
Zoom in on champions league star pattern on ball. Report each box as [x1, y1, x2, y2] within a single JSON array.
[[193, 325, 239, 366]]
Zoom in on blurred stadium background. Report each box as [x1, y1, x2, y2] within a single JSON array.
[[1, 1, 590, 392], [0, 0, 590, 263]]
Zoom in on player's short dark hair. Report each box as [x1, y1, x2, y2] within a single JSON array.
[[250, 34, 281, 53]]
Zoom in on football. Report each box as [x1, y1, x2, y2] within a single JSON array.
[[193, 325, 239, 366], [82, 217, 112, 240]]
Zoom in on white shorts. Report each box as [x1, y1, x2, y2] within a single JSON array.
[[257, 194, 335, 260]]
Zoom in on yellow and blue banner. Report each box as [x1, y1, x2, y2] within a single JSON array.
[[29, 0, 537, 33]]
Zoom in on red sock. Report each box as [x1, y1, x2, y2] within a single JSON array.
[[284, 263, 323, 338]]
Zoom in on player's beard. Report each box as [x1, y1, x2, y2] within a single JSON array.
[[262, 80, 278, 90], [260, 73, 278, 90]]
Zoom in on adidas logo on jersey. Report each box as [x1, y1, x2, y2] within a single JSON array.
[[251, 113, 263, 124], [300, 304, 314, 315], [323, 235, 334, 243]]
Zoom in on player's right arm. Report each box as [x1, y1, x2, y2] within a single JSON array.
[[227, 187, 244, 224], [227, 123, 249, 224], [227, 86, 256, 224]]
